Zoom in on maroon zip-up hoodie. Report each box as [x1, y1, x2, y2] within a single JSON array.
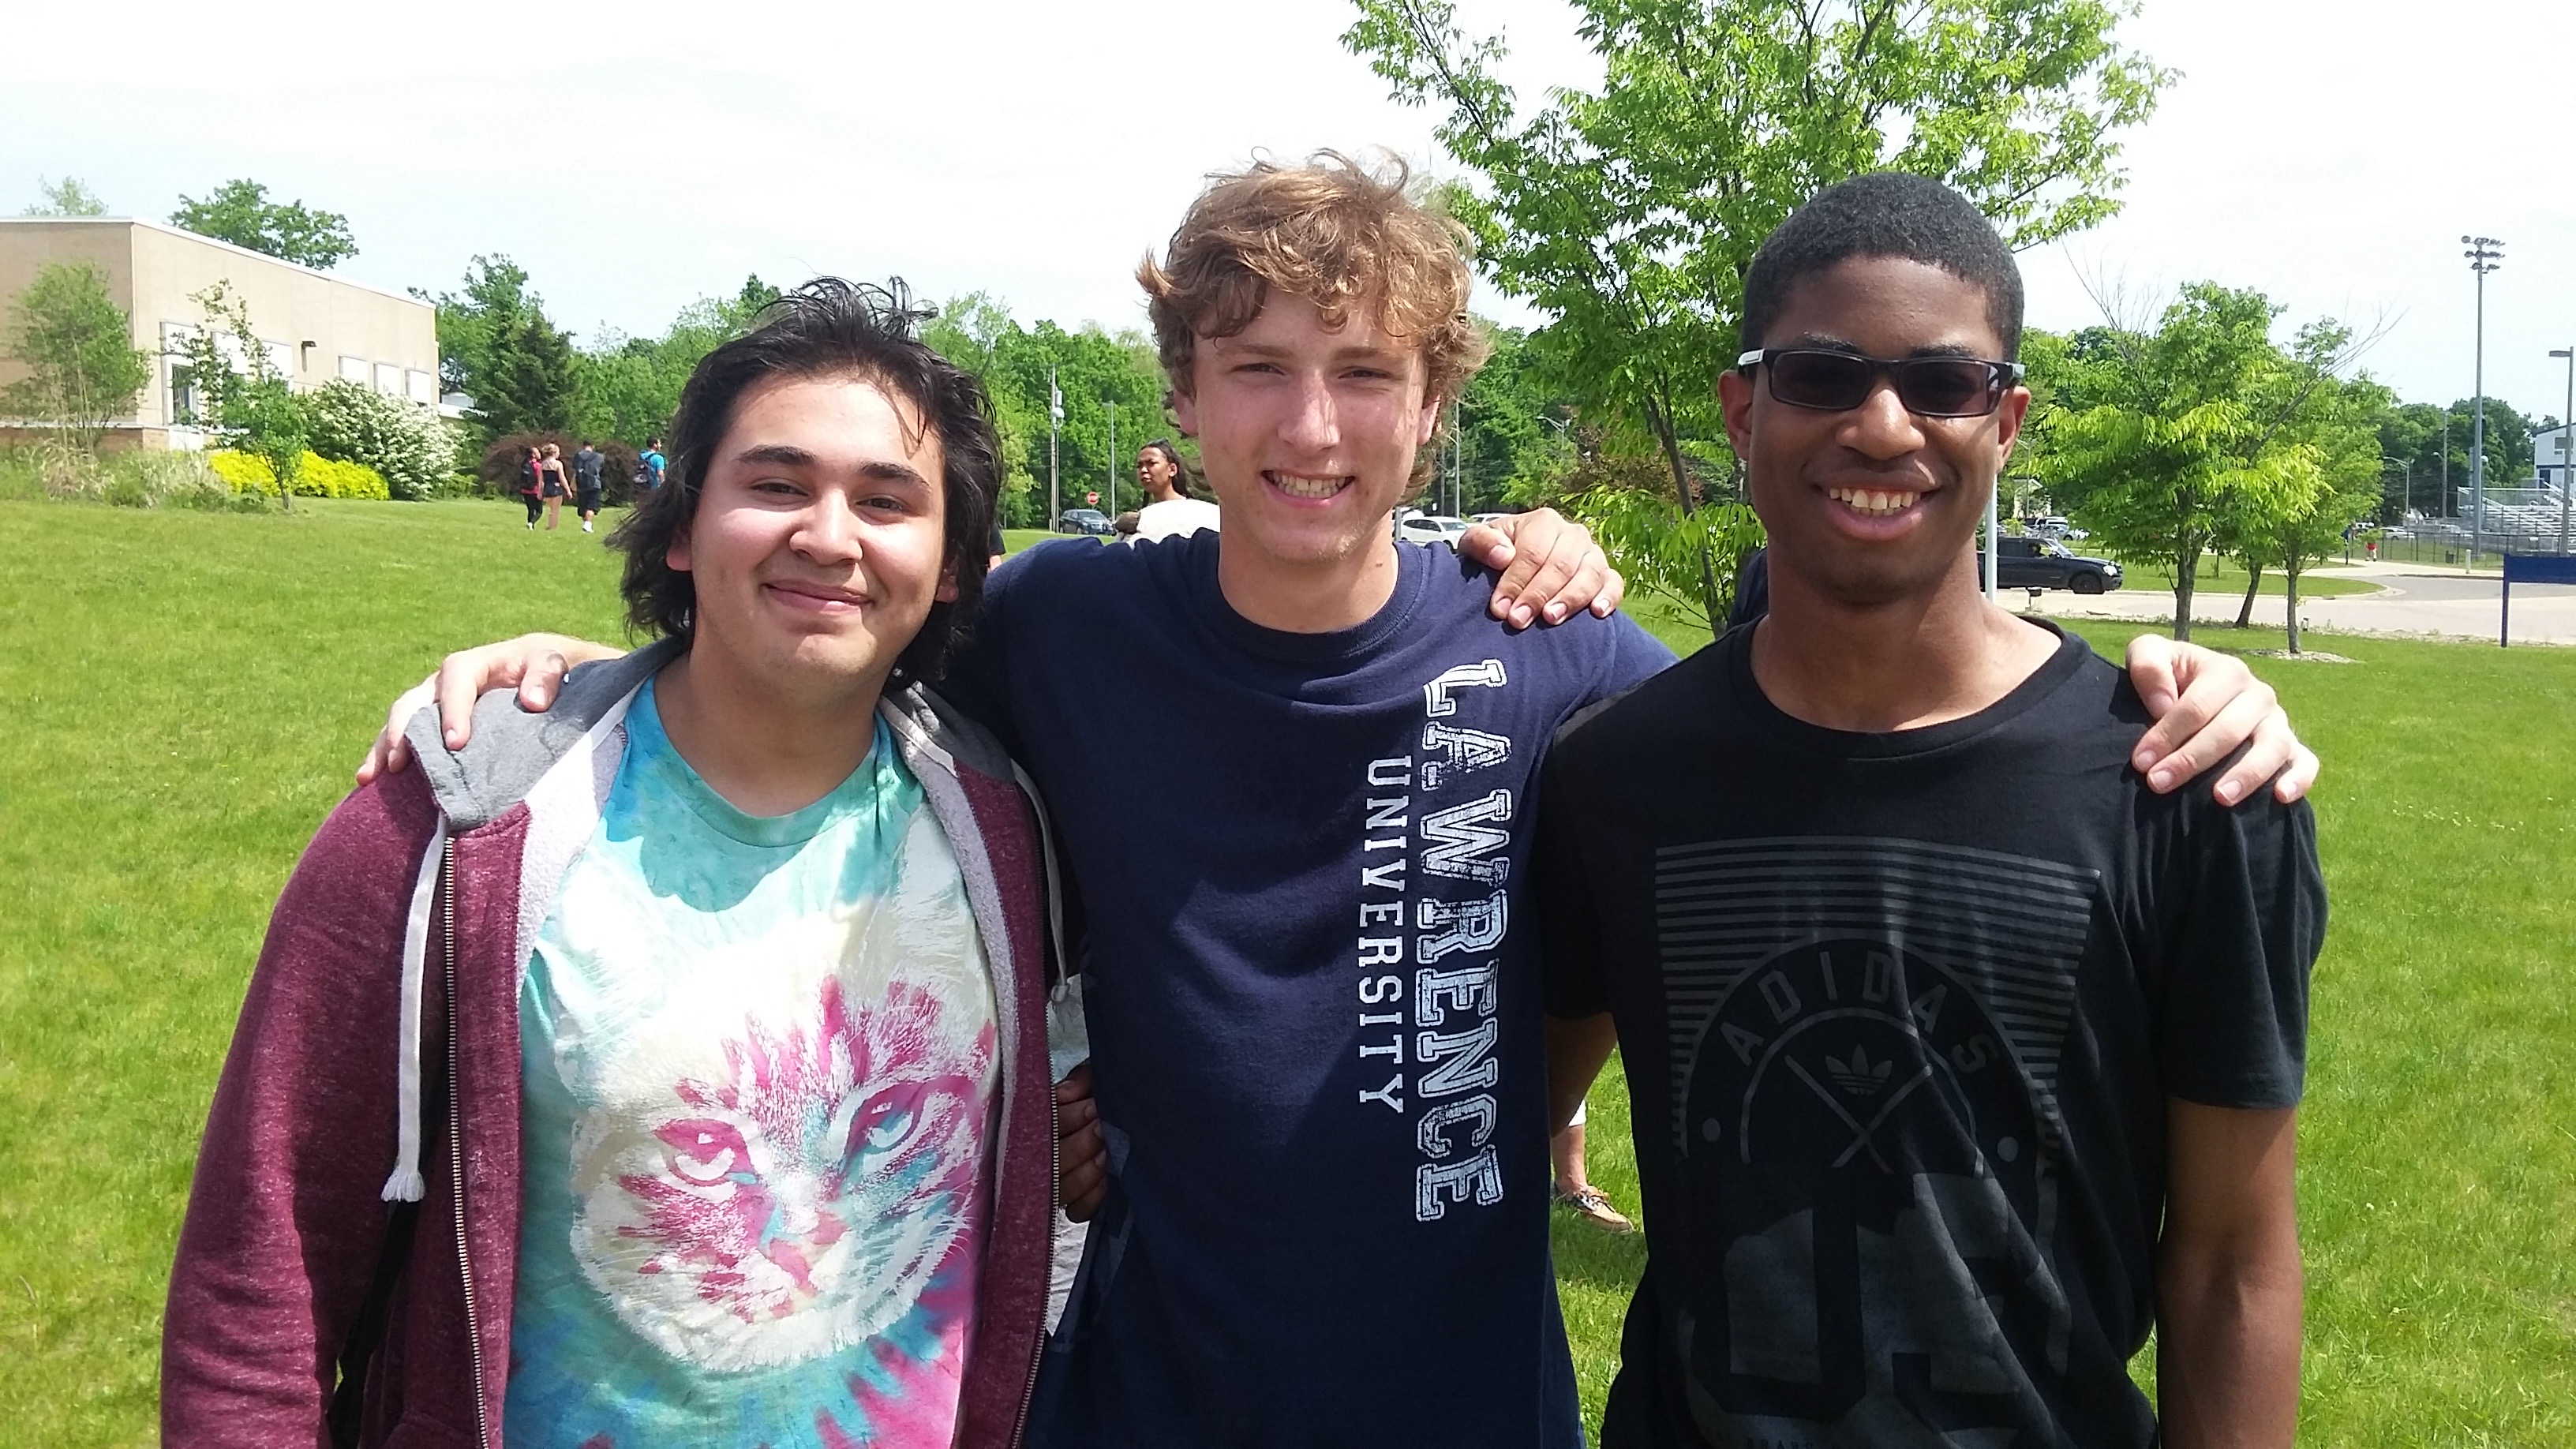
[[163, 644, 1073, 1447]]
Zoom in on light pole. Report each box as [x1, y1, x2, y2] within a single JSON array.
[[1047, 364, 1062, 529], [2464, 236, 2505, 560], [2381, 454, 2413, 526], [1106, 401, 1118, 521], [2553, 347, 2574, 555]]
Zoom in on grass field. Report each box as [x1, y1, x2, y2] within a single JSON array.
[[4, 497, 2570, 1443]]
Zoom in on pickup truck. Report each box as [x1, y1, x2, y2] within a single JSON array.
[[1978, 535, 2123, 593]]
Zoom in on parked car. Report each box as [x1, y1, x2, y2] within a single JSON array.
[[1396, 512, 1470, 546], [1979, 535, 2123, 593], [2025, 515, 2090, 542], [1056, 507, 1114, 536]]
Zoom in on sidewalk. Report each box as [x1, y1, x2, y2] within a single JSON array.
[[2028, 561, 2576, 646]]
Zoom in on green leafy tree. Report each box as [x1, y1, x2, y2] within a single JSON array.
[[1344, 0, 2173, 631], [22, 175, 107, 216], [2376, 401, 2450, 519], [2, 260, 154, 454], [573, 275, 783, 447], [2027, 283, 2372, 639], [169, 179, 358, 269], [1446, 325, 1576, 515], [923, 292, 1048, 526], [2445, 394, 2536, 500], [169, 282, 309, 509], [919, 294, 1172, 528]]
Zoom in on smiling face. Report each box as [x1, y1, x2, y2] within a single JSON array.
[[665, 373, 957, 703], [1720, 256, 2028, 610], [1173, 292, 1440, 588]]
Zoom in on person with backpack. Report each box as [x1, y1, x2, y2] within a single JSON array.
[[573, 440, 605, 533]]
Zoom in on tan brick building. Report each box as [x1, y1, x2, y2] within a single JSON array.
[[0, 217, 438, 450]]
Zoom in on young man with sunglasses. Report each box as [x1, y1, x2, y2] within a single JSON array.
[[1537, 173, 2321, 1448]]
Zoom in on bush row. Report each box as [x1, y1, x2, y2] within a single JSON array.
[[209, 450, 391, 500]]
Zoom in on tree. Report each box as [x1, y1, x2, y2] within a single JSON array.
[[573, 275, 783, 446], [421, 256, 576, 441], [170, 179, 358, 269], [1345, 0, 2173, 632], [2, 260, 154, 454], [919, 293, 1174, 528], [22, 175, 107, 216], [2029, 283, 2373, 640], [169, 282, 310, 509]]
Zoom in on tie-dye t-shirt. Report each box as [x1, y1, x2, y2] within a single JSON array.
[[505, 680, 998, 1448]]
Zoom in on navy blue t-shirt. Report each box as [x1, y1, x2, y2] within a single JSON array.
[[945, 532, 1672, 1447]]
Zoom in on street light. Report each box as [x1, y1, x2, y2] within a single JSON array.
[[2553, 347, 2573, 555], [2380, 453, 2413, 523], [2464, 236, 2505, 560]]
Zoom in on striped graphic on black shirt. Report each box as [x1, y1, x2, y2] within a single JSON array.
[[1652, 837, 2097, 1155]]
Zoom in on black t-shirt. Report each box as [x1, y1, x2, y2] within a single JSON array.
[[1537, 621, 2323, 1449]]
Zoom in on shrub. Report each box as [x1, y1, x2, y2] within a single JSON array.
[[211, 449, 390, 500], [304, 379, 459, 501]]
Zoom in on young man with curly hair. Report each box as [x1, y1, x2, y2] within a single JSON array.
[[359, 156, 2312, 1447]]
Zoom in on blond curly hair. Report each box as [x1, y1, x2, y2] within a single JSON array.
[[1138, 152, 1492, 414]]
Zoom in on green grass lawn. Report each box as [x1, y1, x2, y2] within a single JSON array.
[[2102, 557, 2383, 600], [4, 499, 2570, 1443]]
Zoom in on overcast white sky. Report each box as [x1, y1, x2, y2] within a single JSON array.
[[9, 0, 2573, 421]]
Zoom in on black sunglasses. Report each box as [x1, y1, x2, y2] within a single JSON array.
[[1735, 347, 2024, 418]]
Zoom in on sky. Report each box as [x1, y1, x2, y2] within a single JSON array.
[[9, 0, 2574, 424]]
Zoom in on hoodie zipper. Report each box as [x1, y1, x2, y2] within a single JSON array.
[[1009, 1076, 1058, 1447], [440, 837, 494, 1448]]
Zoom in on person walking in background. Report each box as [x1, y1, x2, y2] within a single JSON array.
[[1129, 438, 1218, 543], [573, 440, 605, 533], [519, 444, 545, 530], [539, 443, 569, 530], [639, 437, 668, 495]]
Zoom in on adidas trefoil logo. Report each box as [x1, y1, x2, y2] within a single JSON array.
[[1823, 1044, 1894, 1099]]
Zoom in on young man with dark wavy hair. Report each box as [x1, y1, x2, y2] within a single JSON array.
[[1538, 174, 2320, 1448], [357, 157, 2313, 1447], [166, 281, 1076, 1448]]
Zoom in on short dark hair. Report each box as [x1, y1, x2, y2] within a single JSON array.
[[1739, 173, 2024, 359], [608, 278, 1002, 681]]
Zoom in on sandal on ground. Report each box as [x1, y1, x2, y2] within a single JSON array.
[[1552, 1183, 1634, 1232]]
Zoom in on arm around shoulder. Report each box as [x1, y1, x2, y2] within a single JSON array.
[[163, 769, 444, 1443]]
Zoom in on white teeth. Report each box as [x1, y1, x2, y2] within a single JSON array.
[[1272, 473, 1348, 500]]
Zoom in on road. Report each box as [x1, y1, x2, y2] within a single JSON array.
[[2031, 560, 2576, 646]]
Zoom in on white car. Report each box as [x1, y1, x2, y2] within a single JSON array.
[[1396, 513, 1470, 546]]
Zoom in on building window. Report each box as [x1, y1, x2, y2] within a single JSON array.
[[374, 361, 402, 396], [340, 355, 369, 383], [406, 369, 437, 406]]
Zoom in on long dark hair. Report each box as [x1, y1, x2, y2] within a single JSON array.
[[608, 278, 1002, 680], [1138, 437, 1198, 500]]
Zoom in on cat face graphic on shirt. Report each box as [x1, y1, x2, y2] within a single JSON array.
[[564, 905, 995, 1372]]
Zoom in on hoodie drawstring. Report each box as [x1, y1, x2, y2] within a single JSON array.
[[382, 818, 447, 1203]]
